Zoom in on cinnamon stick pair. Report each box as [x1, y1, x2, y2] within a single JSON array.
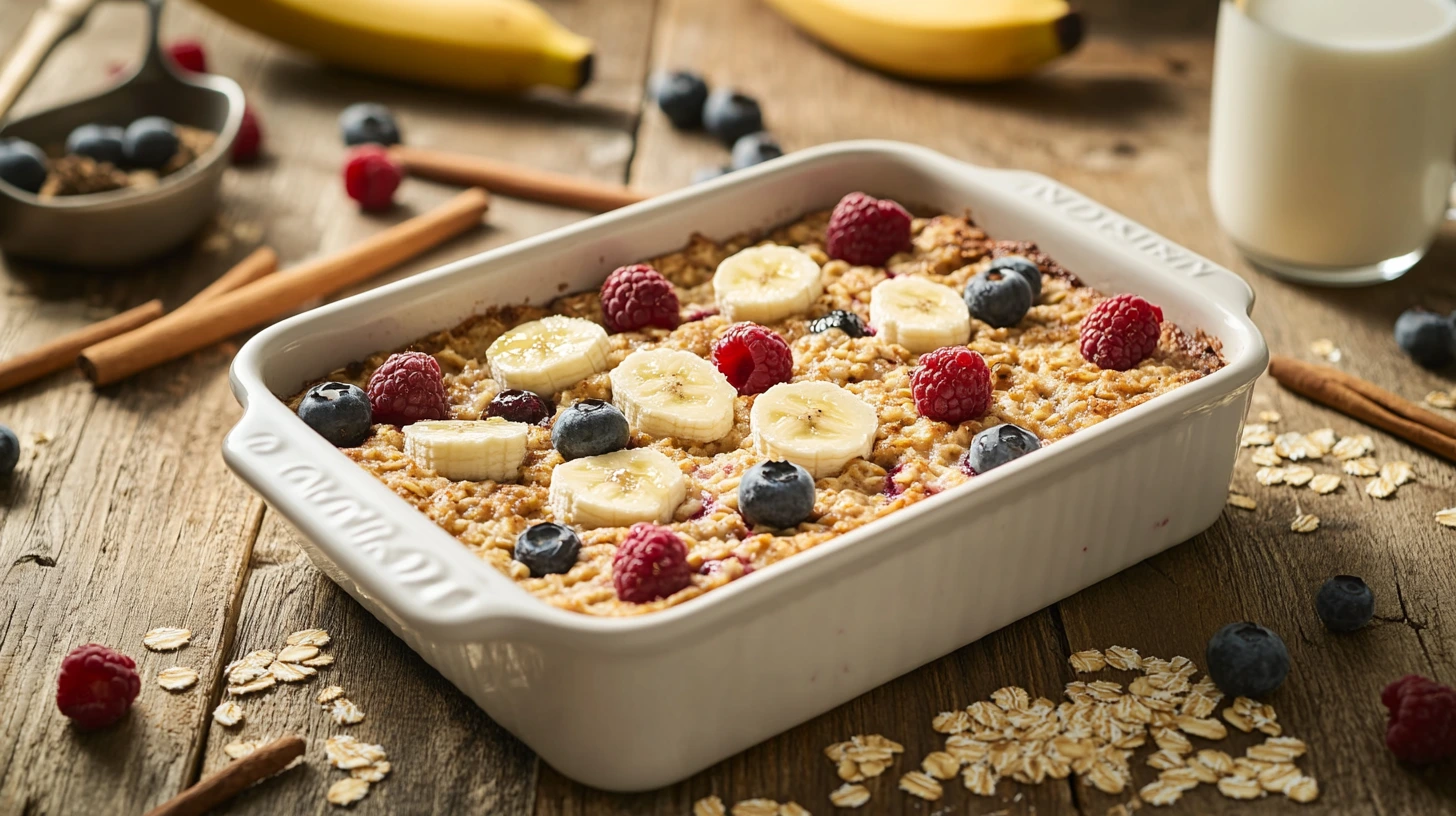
[[1268, 355, 1456, 462], [0, 246, 279, 394]]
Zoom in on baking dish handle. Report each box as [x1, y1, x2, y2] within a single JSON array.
[[222, 397, 539, 638], [977, 167, 1257, 316]]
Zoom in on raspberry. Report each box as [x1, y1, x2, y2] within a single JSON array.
[[1383, 675, 1456, 764], [56, 644, 140, 730], [232, 105, 263, 164], [366, 351, 449, 426], [825, 192, 913, 267], [711, 322, 792, 395], [166, 40, 207, 73], [1079, 293, 1164, 371], [599, 264, 680, 332], [613, 523, 693, 603], [343, 145, 402, 212], [911, 346, 992, 424]]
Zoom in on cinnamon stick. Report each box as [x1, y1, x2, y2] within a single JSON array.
[[180, 246, 279, 311], [143, 735, 304, 816], [391, 145, 647, 212], [1268, 355, 1456, 462], [80, 187, 490, 386], [0, 300, 164, 394]]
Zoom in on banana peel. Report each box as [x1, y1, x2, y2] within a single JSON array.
[[188, 0, 594, 92], [761, 0, 1084, 83]]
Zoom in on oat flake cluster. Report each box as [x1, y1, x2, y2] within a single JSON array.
[[692, 646, 1318, 812], [212, 627, 389, 807], [1231, 416, 1426, 530]]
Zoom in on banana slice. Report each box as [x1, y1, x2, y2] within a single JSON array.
[[486, 315, 610, 395], [548, 448, 688, 528], [610, 348, 737, 443], [713, 245, 824, 323], [403, 418, 529, 482], [749, 381, 878, 479], [868, 276, 971, 354]]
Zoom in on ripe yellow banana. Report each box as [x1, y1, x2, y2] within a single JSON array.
[[189, 0, 594, 92], [761, 0, 1083, 83]]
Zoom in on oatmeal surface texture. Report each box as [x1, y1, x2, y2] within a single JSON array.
[[302, 210, 1223, 616]]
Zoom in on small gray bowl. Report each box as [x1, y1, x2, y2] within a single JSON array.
[[0, 0, 243, 266]]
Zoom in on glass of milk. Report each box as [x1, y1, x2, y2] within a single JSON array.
[[1209, 0, 1456, 286]]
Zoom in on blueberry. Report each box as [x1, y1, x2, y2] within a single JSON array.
[[702, 88, 763, 146], [339, 102, 401, 147], [962, 423, 1040, 475], [0, 424, 18, 479], [515, 522, 582, 577], [122, 116, 180, 169], [487, 389, 553, 425], [738, 460, 816, 529], [692, 166, 730, 184], [1316, 575, 1375, 633], [65, 124, 125, 166], [730, 131, 782, 170], [1206, 622, 1290, 699], [1394, 309, 1454, 369], [0, 139, 48, 194], [651, 70, 709, 129], [551, 399, 629, 460], [808, 310, 866, 338], [963, 267, 1033, 328], [298, 382, 373, 447], [988, 255, 1042, 301]]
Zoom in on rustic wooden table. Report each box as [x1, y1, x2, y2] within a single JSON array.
[[3, 1, 1455, 814]]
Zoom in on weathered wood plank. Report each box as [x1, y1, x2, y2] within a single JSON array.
[[0, 4, 275, 814], [186, 0, 662, 812]]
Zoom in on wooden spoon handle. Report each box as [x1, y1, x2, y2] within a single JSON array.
[[0, 0, 98, 122]]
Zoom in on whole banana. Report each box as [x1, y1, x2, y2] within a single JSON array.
[[761, 0, 1083, 83], [189, 0, 594, 92]]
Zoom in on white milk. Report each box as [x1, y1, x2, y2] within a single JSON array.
[[1208, 0, 1456, 284]]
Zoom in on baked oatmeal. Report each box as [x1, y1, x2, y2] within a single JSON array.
[[290, 193, 1224, 617]]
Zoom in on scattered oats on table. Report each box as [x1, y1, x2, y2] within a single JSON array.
[[1425, 390, 1456, 409], [1250, 447, 1282, 467], [1308, 474, 1341, 495], [1225, 491, 1256, 510], [729, 799, 779, 816], [325, 735, 386, 770], [1241, 424, 1275, 447], [223, 739, 266, 760], [213, 700, 244, 727], [1343, 457, 1379, 476], [351, 760, 391, 783], [330, 697, 366, 725], [1139, 778, 1184, 806], [1309, 338, 1341, 362], [1283, 465, 1315, 486], [156, 666, 199, 691], [302, 653, 335, 668], [1380, 461, 1414, 486], [921, 750, 960, 780], [1365, 477, 1398, 499], [278, 644, 320, 663], [1437, 507, 1456, 528], [693, 795, 727, 816], [777, 803, 811, 816], [318, 685, 345, 705], [828, 783, 870, 809], [1257, 410, 1282, 423], [269, 660, 316, 683], [326, 777, 371, 807], [1306, 428, 1336, 454], [1290, 513, 1320, 533], [898, 770, 943, 800], [1330, 434, 1372, 460], [227, 674, 276, 696], [286, 628, 332, 647], [1255, 466, 1286, 486], [1070, 649, 1108, 672], [142, 627, 191, 652]]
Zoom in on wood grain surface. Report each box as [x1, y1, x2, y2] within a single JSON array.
[[2, 0, 1455, 813]]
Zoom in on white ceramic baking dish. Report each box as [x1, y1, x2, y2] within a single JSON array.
[[224, 141, 1267, 792]]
